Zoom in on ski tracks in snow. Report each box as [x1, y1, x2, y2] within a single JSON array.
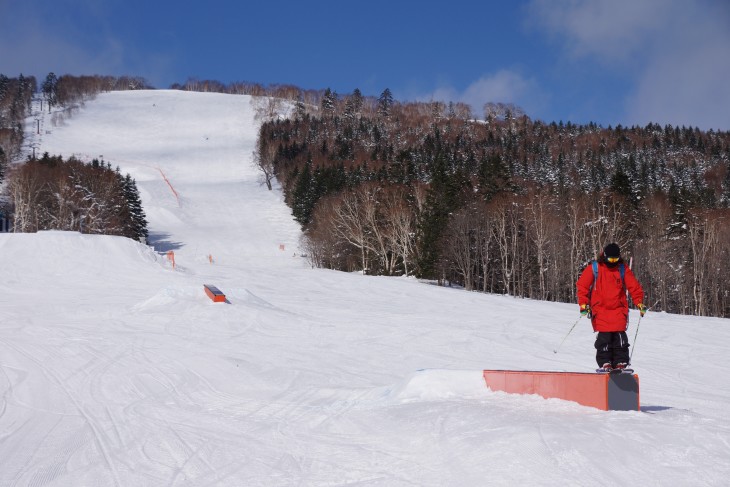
[[0, 336, 122, 486]]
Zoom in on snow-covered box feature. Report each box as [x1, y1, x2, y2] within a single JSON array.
[[483, 370, 640, 411]]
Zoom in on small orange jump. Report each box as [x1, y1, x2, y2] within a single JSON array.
[[204, 284, 226, 303]]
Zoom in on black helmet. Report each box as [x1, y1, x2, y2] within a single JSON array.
[[603, 243, 621, 267]]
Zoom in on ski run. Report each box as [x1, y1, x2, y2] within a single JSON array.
[[1, 90, 729, 486]]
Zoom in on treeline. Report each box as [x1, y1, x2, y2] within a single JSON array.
[[40, 73, 152, 113], [169, 78, 392, 121], [171, 77, 310, 101], [5, 153, 147, 241], [258, 90, 730, 318], [0, 74, 37, 171]]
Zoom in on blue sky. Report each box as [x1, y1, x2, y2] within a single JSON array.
[[2, 0, 729, 130]]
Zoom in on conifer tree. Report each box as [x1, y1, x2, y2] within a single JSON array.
[[0, 146, 6, 184], [351, 88, 364, 115], [610, 167, 632, 199], [292, 159, 314, 226], [321, 88, 337, 117], [416, 153, 449, 278], [42, 72, 58, 113], [0, 74, 9, 117], [721, 162, 730, 208], [122, 173, 148, 241], [343, 99, 355, 121], [478, 153, 511, 202], [416, 150, 469, 278], [294, 92, 306, 120], [377, 88, 393, 118]]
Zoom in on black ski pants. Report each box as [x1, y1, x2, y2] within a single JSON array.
[[594, 331, 630, 367]]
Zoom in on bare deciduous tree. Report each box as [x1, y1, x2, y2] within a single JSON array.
[[7, 165, 44, 232], [443, 206, 480, 290], [252, 136, 277, 190], [330, 187, 373, 274], [383, 188, 416, 276], [687, 208, 721, 316], [250, 95, 283, 122], [489, 194, 523, 295], [525, 189, 557, 300]]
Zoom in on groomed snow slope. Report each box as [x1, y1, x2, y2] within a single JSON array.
[[1, 90, 729, 486]]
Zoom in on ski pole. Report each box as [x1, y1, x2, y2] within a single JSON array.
[[553, 314, 583, 354], [629, 300, 658, 362], [629, 315, 643, 362]]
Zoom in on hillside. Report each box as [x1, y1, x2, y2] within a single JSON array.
[[1, 90, 729, 486], [260, 101, 730, 317]]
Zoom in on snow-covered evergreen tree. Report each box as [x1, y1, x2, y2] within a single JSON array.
[[377, 88, 393, 118], [320, 88, 337, 117], [122, 173, 148, 242]]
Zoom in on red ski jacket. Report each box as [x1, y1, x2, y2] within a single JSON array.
[[576, 260, 644, 332]]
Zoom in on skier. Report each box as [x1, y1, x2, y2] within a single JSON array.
[[576, 243, 646, 372]]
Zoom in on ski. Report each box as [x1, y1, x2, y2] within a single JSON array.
[[595, 368, 635, 374]]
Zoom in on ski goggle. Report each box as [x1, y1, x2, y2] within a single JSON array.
[[607, 256, 620, 263]]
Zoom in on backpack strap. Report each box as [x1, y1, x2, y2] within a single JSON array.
[[592, 259, 626, 293], [619, 263, 625, 288], [591, 260, 598, 291]]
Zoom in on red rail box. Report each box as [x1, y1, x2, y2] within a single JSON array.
[[483, 370, 640, 411], [204, 284, 226, 303]]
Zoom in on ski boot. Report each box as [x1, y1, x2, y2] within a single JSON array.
[[597, 362, 613, 373]]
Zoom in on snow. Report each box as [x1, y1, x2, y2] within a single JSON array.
[[1, 90, 729, 485]]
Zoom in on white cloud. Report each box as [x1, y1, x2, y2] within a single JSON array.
[[417, 70, 547, 119], [0, 3, 118, 79], [624, 7, 730, 130], [526, 0, 730, 130], [0, 31, 121, 79], [462, 71, 531, 107], [0, 1, 171, 87], [526, 0, 670, 63]]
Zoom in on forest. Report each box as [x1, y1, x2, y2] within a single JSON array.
[[256, 89, 730, 318], [8, 153, 148, 242]]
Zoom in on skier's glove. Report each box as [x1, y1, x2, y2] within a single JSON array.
[[638, 303, 647, 317], [580, 304, 591, 318]]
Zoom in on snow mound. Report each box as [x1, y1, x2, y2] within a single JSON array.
[[0, 230, 167, 282], [380, 369, 491, 404]]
